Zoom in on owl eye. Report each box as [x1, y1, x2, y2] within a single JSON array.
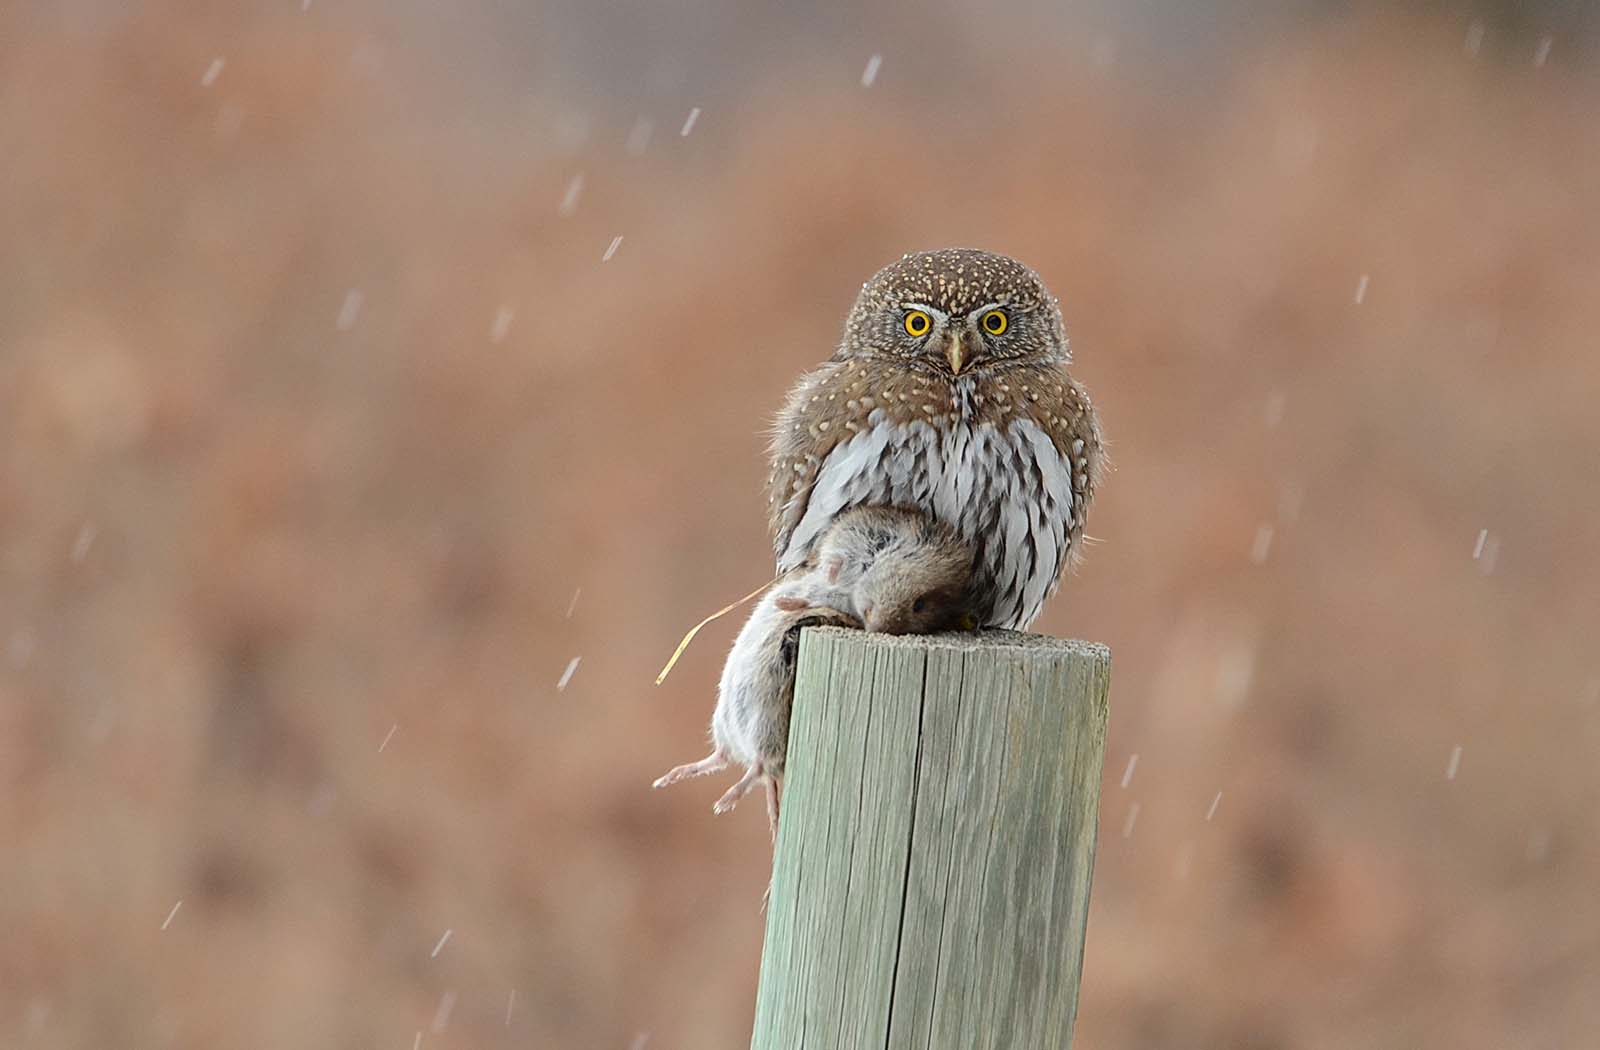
[[911, 597, 927, 613], [903, 310, 932, 337], [981, 309, 1009, 336]]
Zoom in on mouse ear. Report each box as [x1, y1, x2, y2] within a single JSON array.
[[825, 556, 844, 584], [773, 596, 810, 612]]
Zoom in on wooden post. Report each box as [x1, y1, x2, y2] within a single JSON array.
[[750, 627, 1111, 1050]]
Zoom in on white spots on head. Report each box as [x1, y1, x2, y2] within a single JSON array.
[[679, 107, 701, 137], [558, 173, 585, 217], [602, 236, 624, 262], [1071, 438, 1085, 455], [201, 58, 225, 88], [557, 656, 581, 691], [1250, 523, 1275, 565], [1354, 273, 1370, 304], [336, 288, 364, 330], [861, 53, 883, 88]]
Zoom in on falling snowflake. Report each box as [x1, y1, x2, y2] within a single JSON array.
[[861, 54, 882, 88], [431, 991, 457, 1033], [559, 173, 585, 217], [1250, 524, 1275, 565], [336, 289, 364, 331], [626, 117, 654, 155], [490, 306, 515, 344]]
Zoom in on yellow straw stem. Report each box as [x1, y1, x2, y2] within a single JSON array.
[[654, 578, 777, 685]]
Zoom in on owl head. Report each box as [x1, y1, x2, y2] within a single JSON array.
[[837, 248, 1069, 374]]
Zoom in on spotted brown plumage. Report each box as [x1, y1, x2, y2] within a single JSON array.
[[765, 248, 1105, 630]]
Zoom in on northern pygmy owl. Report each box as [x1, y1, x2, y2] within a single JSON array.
[[766, 248, 1105, 630]]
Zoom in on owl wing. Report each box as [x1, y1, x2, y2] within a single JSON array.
[[765, 361, 891, 572], [984, 370, 1104, 629], [1027, 372, 1105, 576]]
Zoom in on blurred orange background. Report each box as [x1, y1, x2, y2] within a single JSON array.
[[4, 2, 1599, 1047]]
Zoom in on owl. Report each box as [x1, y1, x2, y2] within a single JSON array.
[[766, 248, 1104, 631]]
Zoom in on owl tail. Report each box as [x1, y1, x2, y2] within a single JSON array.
[[653, 577, 778, 685]]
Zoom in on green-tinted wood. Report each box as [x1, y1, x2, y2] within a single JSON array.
[[751, 628, 1111, 1050]]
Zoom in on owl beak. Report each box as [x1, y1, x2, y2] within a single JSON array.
[[944, 332, 967, 375]]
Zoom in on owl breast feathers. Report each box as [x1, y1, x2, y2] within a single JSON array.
[[765, 248, 1104, 631]]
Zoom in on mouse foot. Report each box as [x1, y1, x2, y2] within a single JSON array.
[[712, 764, 766, 815], [652, 749, 730, 790]]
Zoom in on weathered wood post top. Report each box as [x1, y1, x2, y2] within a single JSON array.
[[751, 627, 1111, 1050]]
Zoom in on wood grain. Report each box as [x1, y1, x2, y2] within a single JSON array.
[[751, 628, 1111, 1049]]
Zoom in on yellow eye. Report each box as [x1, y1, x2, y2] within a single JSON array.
[[981, 309, 1009, 336], [903, 310, 932, 337]]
